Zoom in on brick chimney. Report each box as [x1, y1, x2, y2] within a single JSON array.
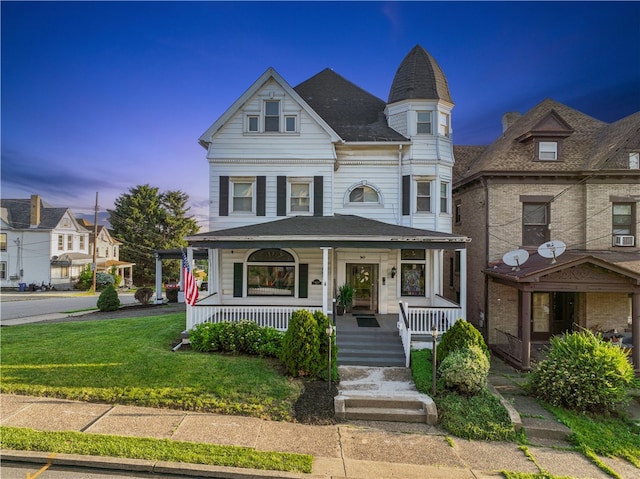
[[502, 112, 522, 133], [30, 194, 41, 228]]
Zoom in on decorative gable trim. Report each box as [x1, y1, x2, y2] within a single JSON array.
[[516, 109, 574, 143], [198, 68, 342, 149]]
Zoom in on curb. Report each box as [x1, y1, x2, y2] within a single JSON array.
[[1, 449, 323, 479]]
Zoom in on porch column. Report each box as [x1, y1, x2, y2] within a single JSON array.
[[178, 252, 185, 303], [632, 291, 639, 370], [154, 253, 163, 304], [459, 248, 467, 320], [520, 289, 532, 370], [209, 248, 218, 297], [433, 250, 441, 296], [321, 247, 331, 316]]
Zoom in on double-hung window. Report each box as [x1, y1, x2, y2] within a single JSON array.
[[0, 233, 6, 251], [538, 141, 558, 160], [264, 100, 280, 132], [79, 236, 85, 250], [417, 111, 432, 134], [67, 235, 73, 250], [612, 203, 634, 236], [416, 180, 431, 212], [523, 203, 550, 246], [0, 262, 6, 280], [232, 179, 254, 213], [440, 182, 449, 213], [438, 112, 450, 137], [58, 234, 64, 250], [289, 181, 311, 213]]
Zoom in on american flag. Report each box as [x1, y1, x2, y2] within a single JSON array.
[[182, 251, 199, 306]]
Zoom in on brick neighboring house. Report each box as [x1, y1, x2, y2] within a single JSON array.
[[451, 99, 640, 370]]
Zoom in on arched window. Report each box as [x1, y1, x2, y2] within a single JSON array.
[[247, 249, 295, 296], [346, 182, 382, 204]]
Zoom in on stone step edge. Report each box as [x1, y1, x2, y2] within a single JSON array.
[[335, 393, 437, 425]]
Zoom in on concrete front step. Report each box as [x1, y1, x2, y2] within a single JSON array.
[[335, 393, 438, 425]]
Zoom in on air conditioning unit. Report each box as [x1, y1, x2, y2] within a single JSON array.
[[614, 235, 635, 247]]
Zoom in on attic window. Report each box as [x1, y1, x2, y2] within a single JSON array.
[[264, 100, 280, 132], [629, 152, 639, 169], [537, 141, 558, 161]]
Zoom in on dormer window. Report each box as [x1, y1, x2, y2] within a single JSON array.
[[538, 141, 558, 161], [629, 152, 639, 169], [417, 111, 432, 134]]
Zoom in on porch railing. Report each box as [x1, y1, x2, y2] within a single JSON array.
[[397, 302, 412, 368], [187, 304, 323, 331], [408, 306, 462, 335], [494, 328, 522, 363]]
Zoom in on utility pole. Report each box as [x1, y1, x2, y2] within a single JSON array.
[[92, 192, 99, 293]]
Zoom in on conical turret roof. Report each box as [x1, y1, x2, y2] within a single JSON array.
[[388, 45, 452, 104]]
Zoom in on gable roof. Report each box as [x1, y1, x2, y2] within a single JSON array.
[[458, 98, 608, 179], [388, 45, 453, 104], [0, 198, 71, 230], [198, 67, 341, 148], [187, 214, 469, 250], [584, 111, 640, 170], [294, 69, 408, 142]]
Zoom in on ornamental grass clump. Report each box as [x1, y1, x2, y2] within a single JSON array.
[[526, 330, 634, 414], [438, 344, 490, 395], [437, 319, 490, 365]]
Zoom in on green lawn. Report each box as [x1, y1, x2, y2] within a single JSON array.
[[0, 314, 301, 420]]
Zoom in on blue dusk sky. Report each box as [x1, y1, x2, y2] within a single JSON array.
[[2, 1, 639, 228]]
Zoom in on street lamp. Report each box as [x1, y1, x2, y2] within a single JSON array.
[[326, 324, 333, 391], [431, 328, 439, 396]]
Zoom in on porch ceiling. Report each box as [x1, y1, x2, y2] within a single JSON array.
[[485, 251, 640, 288], [185, 214, 469, 250]]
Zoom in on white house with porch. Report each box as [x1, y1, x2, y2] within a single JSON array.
[[176, 46, 470, 366]]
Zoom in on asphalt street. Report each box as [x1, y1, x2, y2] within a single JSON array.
[[0, 291, 137, 322]]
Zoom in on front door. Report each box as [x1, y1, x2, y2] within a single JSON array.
[[531, 292, 575, 340], [347, 263, 378, 312]]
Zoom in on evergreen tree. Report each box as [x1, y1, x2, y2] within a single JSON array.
[[108, 185, 199, 285]]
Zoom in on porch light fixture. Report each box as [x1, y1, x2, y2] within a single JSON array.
[[431, 328, 439, 396], [391, 266, 397, 278]]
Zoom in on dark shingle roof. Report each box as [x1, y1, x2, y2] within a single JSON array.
[[188, 215, 468, 248], [459, 99, 607, 179], [294, 69, 408, 142], [584, 111, 640, 170], [388, 45, 452, 104], [0, 198, 67, 230]]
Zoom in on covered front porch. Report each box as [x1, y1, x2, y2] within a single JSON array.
[[486, 252, 640, 371], [171, 215, 470, 366]]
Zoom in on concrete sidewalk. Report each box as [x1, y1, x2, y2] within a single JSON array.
[[2, 390, 638, 479]]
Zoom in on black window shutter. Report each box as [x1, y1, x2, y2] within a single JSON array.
[[314, 176, 323, 216], [257, 176, 266, 216], [233, 263, 243, 297], [402, 175, 410, 216], [277, 176, 286, 216], [219, 176, 229, 216], [298, 263, 308, 298]]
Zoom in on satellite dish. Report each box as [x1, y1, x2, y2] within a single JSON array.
[[538, 240, 566, 264], [502, 249, 529, 271]]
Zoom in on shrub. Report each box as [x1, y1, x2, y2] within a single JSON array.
[[526, 331, 634, 414], [280, 310, 322, 377], [96, 284, 120, 312], [188, 321, 283, 358], [96, 272, 115, 290], [76, 265, 93, 290], [438, 345, 490, 395], [134, 287, 154, 304], [437, 319, 489, 365]]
